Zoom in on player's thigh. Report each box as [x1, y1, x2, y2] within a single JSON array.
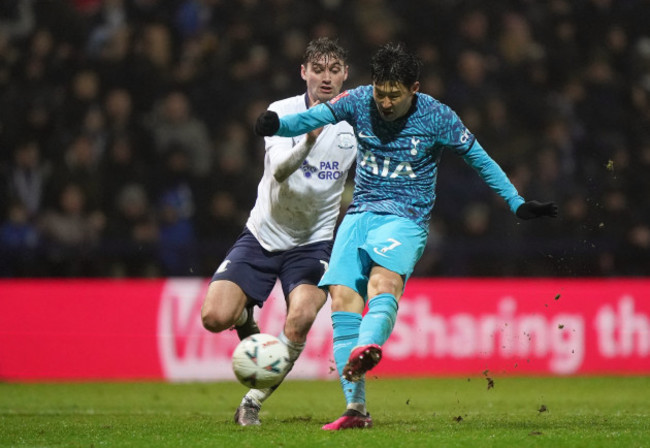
[[202, 279, 248, 324]]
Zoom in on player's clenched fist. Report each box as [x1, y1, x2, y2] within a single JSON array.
[[255, 110, 280, 136], [515, 200, 558, 219]]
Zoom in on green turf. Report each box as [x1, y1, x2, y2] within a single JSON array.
[[1, 376, 649, 447]]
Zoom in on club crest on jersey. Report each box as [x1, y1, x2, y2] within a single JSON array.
[[410, 137, 421, 155], [337, 132, 355, 150], [360, 150, 416, 178]]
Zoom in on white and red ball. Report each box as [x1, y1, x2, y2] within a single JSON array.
[[231, 333, 291, 389]]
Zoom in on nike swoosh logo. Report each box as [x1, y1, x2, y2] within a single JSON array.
[[373, 248, 389, 257], [358, 132, 378, 139], [216, 260, 231, 274]]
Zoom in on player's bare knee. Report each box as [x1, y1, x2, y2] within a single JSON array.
[[201, 281, 247, 333], [200, 308, 218, 332], [201, 301, 231, 333], [329, 285, 365, 313], [368, 271, 403, 298]]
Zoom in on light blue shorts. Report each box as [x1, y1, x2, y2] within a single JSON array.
[[318, 212, 428, 300]]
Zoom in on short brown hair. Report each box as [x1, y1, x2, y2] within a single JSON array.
[[303, 37, 348, 66]]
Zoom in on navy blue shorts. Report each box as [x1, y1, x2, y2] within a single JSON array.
[[211, 228, 333, 308]]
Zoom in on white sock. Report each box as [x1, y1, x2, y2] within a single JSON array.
[[243, 331, 305, 405], [278, 330, 305, 363], [244, 388, 266, 405], [347, 402, 367, 415]]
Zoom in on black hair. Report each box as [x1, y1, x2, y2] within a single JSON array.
[[302, 37, 348, 65], [370, 42, 422, 86]]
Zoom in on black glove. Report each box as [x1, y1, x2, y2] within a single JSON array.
[[254, 110, 280, 136], [516, 200, 558, 219]]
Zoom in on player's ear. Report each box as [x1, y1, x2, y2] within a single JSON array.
[[343, 65, 349, 82], [300, 64, 308, 81], [411, 81, 420, 94]]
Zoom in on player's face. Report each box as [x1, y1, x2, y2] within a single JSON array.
[[301, 56, 348, 105], [373, 81, 419, 121]]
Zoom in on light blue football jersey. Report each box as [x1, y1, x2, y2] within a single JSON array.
[[277, 85, 525, 230]]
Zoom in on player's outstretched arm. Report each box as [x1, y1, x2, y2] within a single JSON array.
[[255, 104, 336, 138], [515, 200, 558, 219]]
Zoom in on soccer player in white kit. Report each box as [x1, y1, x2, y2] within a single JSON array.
[[200, 37, 357, 426]]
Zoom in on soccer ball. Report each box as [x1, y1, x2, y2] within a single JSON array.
[[231, 333, 291, 389]]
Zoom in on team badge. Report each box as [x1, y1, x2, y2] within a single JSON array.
[[337, 132, 355, 150]]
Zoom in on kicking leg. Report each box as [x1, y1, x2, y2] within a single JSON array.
[[342, 266, 402, 382], [322, 285, 372, 430]]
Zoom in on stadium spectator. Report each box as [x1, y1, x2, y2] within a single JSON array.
[[154, 145, 199, 276], [195, 189, 246, 272], [38, 182, 105, 276], [102, 87, 155, 163], [5, 139, 50, 219], [59, 69, 103, 135], [0, 200, 40, 277], [149, 90, 214, 179], [46, 135, 103, 212], [103, 182, 159, 277]]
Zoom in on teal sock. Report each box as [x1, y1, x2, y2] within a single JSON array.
[[357, 293, 398, 347], [331, 311, 366, 408]]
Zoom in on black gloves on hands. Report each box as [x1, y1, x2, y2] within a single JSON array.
[[516, 200, 558, 220], [255, 110, 280, 136]]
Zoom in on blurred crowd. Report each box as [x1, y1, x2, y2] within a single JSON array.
[[0, 0, 649, 278]]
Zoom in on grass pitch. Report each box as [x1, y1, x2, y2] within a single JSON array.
[[1, 376, 649, 448]]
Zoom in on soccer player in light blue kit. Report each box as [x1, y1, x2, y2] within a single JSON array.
[[255, 43, 558, 430]]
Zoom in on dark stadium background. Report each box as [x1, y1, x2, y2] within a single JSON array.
[[1, 0, 649, 279]]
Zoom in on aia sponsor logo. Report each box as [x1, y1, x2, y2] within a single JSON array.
[[360, 150, 416, 178]]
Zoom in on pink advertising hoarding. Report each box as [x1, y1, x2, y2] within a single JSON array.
[[0, 278, 648, 381]]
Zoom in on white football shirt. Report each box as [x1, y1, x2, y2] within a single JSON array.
[[247, 93, 357, 251]]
